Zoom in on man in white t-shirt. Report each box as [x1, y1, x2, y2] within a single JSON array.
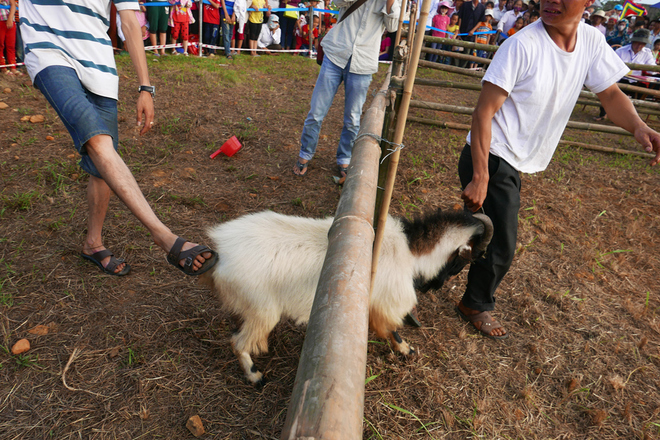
[[455, 0, 660, 339], [21, 0, 218, 276]]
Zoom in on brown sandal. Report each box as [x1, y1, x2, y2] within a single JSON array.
[[455, 306, 508, 340]]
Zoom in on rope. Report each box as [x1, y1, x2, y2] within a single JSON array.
[[354, 132, 405, 164]]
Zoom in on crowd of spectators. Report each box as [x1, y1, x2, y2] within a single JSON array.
[[415, 0, 660, 72], [4, 0, 660, 73]]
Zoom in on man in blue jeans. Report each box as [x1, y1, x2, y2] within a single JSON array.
[[20, 0, 218, 276], [292, 0, 400, 178]]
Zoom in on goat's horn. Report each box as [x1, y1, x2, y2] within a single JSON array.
[[473, 213, 494, 253]]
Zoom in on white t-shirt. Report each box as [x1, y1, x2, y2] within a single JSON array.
[[21, 0, 139, 100], [467, 20, 629, 174], [257, 24, 281, 48], [615, 44, 656, 76]]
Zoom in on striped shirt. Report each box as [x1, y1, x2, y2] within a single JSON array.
[[20, 0, 139, 100]]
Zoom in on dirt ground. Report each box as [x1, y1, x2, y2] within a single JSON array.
[[1, 54, 659, 440]]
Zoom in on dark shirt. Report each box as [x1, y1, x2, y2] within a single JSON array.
[[458, 0, 486, 35]]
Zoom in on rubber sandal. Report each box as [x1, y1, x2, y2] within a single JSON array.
[[293, 159, 309, 177], [166, 237, 218, 276], [333, 164, 349, 185], [455, 306, 509, 340], [81, 250, 131, 276]]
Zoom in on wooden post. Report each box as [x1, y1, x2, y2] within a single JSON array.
[[280, 73, 391, 440], [370, 0, 432, 293], [406, 117, 653, 158]]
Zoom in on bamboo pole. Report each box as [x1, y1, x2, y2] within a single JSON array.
[[408, 31, 660, 73], [406, 116, 653, 158], [413, 77, 660, 113], [417, 60, 486, 77], [576, 99, 660, 116], [280, 73, 391, 440], [408, 101, 634, 136], [370, 0, 432, 294], [421, 47, 491, 64]]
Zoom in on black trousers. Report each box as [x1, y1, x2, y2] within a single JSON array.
[[458, 144, 521, 311]]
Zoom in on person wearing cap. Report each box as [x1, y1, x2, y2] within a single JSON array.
[[616, 29, 656, 75], [292, 0, 401, 178], [456, 0, 660, 339], [257, 13, 282, 54], [581, 10, 590, 23], [607, 18, 629, 46], [416, 0, 440, 60], [429, 0, 454, 63], [590, 9, 606, 35], [469, 8, 494, 66]]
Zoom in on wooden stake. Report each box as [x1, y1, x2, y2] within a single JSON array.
[[370, 0, 433, 294]]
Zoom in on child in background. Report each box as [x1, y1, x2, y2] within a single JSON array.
[[446, 13, 461, 66], [379, 30, 391, 60], [300, 14, 319, 55], [247, 0, 267, 56], [294, 13, 307, 54], [203, 0, 221, 56], [0, 0, 20, 75], [507, 16, 523, 37], [653, 39, 660, 64], [429, 1, 453, 63], [136, 3, 149, 41], [469, 8, 493, 67], [169, 0, 195, 55]]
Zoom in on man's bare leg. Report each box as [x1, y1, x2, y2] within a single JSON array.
[[85, 134, 210, 271], [81, 175, 127, 273]]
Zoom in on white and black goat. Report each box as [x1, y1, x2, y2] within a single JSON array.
[[202, 208, 493, 385]]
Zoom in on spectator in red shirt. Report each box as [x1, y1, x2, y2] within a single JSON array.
[[203, 0, 222, 56]]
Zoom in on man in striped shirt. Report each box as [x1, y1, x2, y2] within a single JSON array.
[[20, 0, 218, 277]]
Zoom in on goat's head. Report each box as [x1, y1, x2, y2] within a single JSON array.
[[413, 211, 494, 294]]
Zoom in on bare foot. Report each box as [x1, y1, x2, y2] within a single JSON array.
[[457, 300, 507, 338]]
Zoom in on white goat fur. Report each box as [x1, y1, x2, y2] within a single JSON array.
[[205, 210, 482, 384]]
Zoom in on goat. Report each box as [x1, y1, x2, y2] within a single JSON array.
[[202, 208, 493, 385]]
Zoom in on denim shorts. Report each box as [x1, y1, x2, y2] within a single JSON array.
[[34, 65, 118, 179]]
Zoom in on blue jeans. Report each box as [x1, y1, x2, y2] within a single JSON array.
[[203, 22, 219, 54], [299, 57, 372, 166], [222, 21, 234, 56], [34, 66, 118, 179], [428, 42, 440, 63]]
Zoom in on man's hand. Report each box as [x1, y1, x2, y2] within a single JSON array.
[[598, 83, 660, 166], [137, 92, 155, 135], [461, 176, 489, 212], [634, 124, 660, 166]]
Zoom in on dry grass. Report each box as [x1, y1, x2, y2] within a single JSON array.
[[1, 55, 659, 439]]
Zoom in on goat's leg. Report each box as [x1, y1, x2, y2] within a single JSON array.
[[235, 350, 264, 385], [389, 330, 415, 355], [231, 314, 277, 386]]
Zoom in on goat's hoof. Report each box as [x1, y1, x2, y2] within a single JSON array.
[[255, 376, 268, 390], [246, 369, 264, 386], [408, 346, 416, 355]]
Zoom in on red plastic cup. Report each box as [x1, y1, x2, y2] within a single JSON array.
[[210, 136, 242, 159]]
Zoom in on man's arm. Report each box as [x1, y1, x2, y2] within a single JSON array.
[[461, 81, 509, 212], [597, 84, 660, 166], [118, 9, 155, 135]]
